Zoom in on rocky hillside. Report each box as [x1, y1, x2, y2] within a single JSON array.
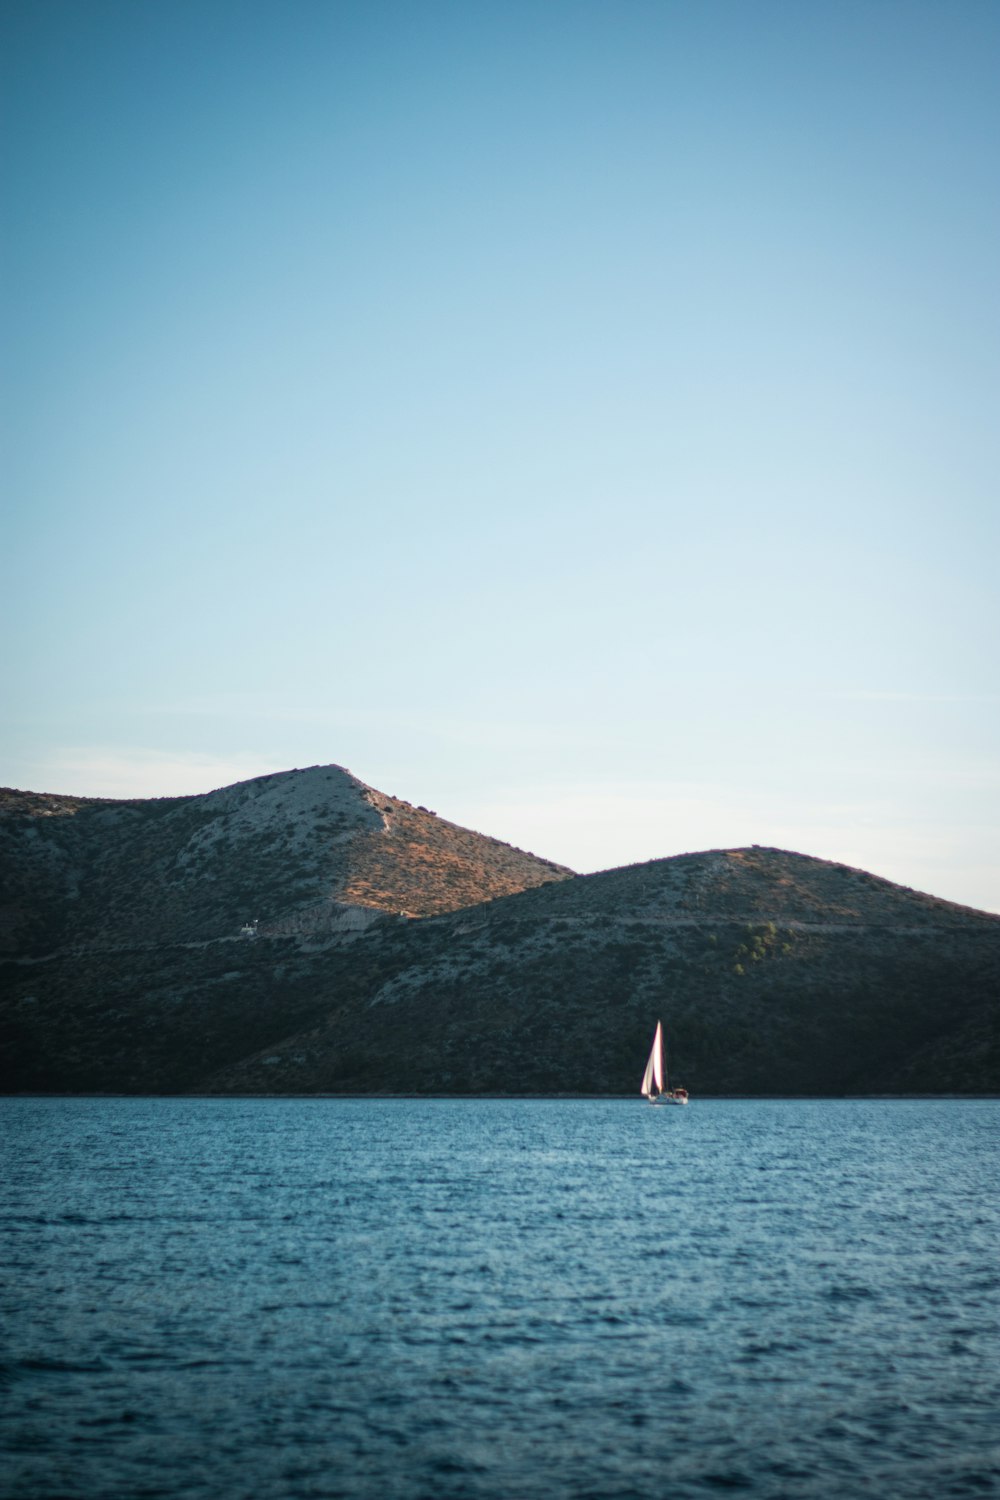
[[0, 765, 573, 956], [3, 778, 998, 1095]]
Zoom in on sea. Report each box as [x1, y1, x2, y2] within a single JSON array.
[[1, 1098, 998, 1500]]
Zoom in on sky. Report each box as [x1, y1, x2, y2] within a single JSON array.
[[3, 0, 998, 911]]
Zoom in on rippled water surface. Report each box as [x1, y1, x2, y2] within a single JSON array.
[[2, 1098, 998, 1498]]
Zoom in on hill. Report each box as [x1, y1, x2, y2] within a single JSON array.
[[0, 764, 572, 955], [2, 771, 998, 1095]]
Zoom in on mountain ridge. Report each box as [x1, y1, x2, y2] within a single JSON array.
[[2, 765, 998, 1095]]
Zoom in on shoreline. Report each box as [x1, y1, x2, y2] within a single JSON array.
[[4, 1092, 999, 1102]]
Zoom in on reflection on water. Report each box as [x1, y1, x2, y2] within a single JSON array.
[[2, 1097, 998, 1498]]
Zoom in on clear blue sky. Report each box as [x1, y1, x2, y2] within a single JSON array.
[[3, 0, 998, 911]]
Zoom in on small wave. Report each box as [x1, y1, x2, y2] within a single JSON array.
[[699, 1468, 754, 1489], [826, 1282, 877, 1302], [18, 1355, 112, 1374], [80, 1410, 142, 1427]]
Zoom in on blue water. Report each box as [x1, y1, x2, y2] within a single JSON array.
[[1, 1099, 998, 1499]]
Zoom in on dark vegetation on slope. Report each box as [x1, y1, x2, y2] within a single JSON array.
[[2, 773, 998, 1095]]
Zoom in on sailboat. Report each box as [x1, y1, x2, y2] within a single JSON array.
[[640, 1021, 689, 1106]]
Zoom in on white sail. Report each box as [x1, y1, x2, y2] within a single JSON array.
[[640, 1021, 664, 1097]]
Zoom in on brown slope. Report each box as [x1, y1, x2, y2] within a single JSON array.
[[337, 784, 572, 917]]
